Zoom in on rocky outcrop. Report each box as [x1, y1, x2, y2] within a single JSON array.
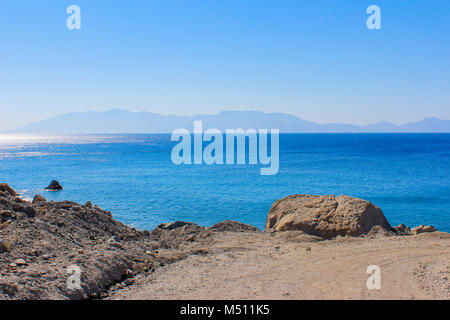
[[411, 225, 437, 235], [209, 220, 259, 232], [391, 224, 438, 235], [32, 195, 46, 205], [0, 194, 36, 222], [84, 201, 93, 209], [45, 180, 63, 191], [157, 221, 194, 230], [0, 187, 149, 299], [392, 224, 411, 235], [0, 184, 210, 300], [265, 194, 391, 239], [0, 183, 16, 197], [0, 182, 444, 300]]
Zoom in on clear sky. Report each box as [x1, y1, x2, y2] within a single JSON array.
[[0, 0, 449, 131]]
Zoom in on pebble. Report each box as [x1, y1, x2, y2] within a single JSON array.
[[145, 250, 155, 257], [14, 258, 27, 266], [108, 236, 122, 248]]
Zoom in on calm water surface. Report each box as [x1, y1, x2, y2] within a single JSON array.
[[0, 133, 449, 232]]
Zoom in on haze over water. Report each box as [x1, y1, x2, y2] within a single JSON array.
[[1, 133, 449, 232]]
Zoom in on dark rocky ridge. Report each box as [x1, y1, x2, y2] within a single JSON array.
[[1, 184, 260, 300]]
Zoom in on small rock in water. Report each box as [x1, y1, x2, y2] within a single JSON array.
[[45, 180, 63, 191]]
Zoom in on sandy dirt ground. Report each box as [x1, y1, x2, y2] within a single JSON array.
[[110, 231, 450, 300]]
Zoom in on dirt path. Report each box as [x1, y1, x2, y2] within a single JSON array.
[[110, 231, 450, 300]]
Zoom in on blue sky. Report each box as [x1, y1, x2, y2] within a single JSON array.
[[0, 0, 449, 131]]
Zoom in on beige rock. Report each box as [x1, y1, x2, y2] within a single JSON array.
[[392, 224, 411, 235], [411, 225, 437, 234], [367, 225, 393, 238], [265, 194, 391, 239]]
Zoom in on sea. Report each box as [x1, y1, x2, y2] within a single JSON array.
[[0, 133, 449, 232]]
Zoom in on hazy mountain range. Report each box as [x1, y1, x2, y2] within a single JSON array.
[[12, 109, 450, 133]]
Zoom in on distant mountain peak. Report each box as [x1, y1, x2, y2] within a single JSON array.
[[12, 110, 450, 134]]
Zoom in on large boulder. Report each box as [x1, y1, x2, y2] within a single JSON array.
[[265, 194, 391, 239]]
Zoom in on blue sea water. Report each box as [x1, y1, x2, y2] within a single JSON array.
[[0, 133, 449, 232]]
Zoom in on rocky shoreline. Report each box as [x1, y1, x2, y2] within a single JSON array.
[[0, 183, 448, 300]]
